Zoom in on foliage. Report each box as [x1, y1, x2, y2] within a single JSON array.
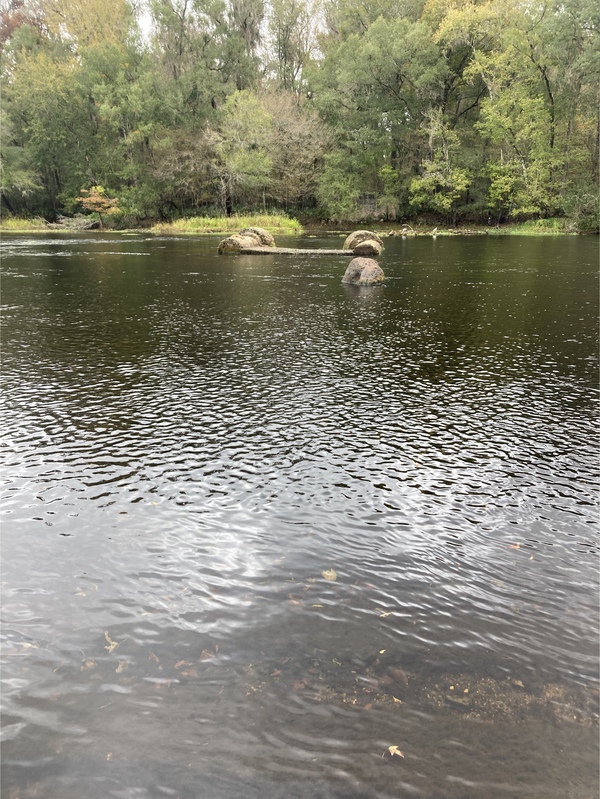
[[76, 186, 120, 227], [0, 0, 597, 227], [149, 213, 303, 233], [0, 215, 48, 230]]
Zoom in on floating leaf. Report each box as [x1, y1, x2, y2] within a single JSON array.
[[322, 569, 337, 581], [81, 659, 96, 671], [200, 649, 216, 661], [383, 745, 404, 758], [115, 659, 130, 673], [104, 631, 119, 653], [180, 667, 198, 678]]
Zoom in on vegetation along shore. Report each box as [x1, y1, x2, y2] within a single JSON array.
[[1, 0, 597, 233]]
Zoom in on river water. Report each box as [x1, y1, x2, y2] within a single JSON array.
[[1, 232, 598, 799]]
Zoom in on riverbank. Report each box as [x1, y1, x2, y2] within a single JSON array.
[[0, 214, 590, 236]]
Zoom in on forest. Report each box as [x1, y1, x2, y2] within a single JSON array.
[[0, 0, 598, 230]]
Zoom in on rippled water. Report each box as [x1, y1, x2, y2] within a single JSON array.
[[1, 232, 598, 799]]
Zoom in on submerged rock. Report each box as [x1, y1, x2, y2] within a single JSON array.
[[343, 230, 384, 250], [342, 257, 385, 285]]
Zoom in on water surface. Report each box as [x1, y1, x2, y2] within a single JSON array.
[[1, 232, 598, 798]]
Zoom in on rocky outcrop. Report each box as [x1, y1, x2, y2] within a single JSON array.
[[238, 227, 276, 247], [352, 239, 382, 256], [342, 257, 385, 285], [343, 230, 384, 250]]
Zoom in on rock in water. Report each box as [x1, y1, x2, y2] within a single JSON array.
[[217, 233, 262, 253], [238, 227, 276, 247], [352, 239, 382, 256], [342, 257, 385, 285], [343, 230, 384, 250]]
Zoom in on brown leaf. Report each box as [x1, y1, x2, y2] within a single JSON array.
[[200, 649, 216, 661], [322, 569, 337, 581], [180, 667, 198, 678], [383, 745, 404, 758], [104, 631, 119, 654]]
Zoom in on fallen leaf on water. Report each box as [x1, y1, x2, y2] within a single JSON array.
[[104, 632, 119, 653], [80, 660, 96, 671], [508, 544, 521, 550], [383, 745, 404, 758], [115, 659, 130, 673], [311, 603, 323, 608], [180, 667, 198, 678], [332, 658, 342, 666], [200, 649, 216, 661], [270, 669, 282, 677], [378, 611, 394, 618], [148, 652, 160, 663], [175, 660, 194, 670], [322, 569, 337, 581], [393, 696, 402, 703]]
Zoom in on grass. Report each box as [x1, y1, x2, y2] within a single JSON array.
[[499, 218, 577, 235], [0, 216, 49, 232], [150, 213, 303, 235]]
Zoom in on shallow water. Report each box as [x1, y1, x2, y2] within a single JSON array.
[[1, 232, 598, 799]]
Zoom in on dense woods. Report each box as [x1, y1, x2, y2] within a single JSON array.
[[1, 0, 598, 229]]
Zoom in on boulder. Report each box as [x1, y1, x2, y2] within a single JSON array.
[[342, 257, 385, 286], [343, 230, 384, 250], [218, 233, 262, 253], [238, 227, 276, 247], [352, 239, 382, 257]]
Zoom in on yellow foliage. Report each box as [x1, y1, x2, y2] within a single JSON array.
[[42, 0, 132, 48]]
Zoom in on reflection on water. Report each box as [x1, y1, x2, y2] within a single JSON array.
[[1, 233, 598, 799]]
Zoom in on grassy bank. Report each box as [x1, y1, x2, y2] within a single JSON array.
[[310, 217, 582, 236], [149, 214, 303, 235], [2, 214, 589, 236], [0, 217, 51, 232]]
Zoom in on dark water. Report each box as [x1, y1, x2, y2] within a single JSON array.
[[1, 232, 598, 799]]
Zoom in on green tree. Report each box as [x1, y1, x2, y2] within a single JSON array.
[[209, 90, 273, 214], [409, 108, 471, 220]]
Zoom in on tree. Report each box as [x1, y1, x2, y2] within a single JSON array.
[[209, 90, 273, 214], [409, 108, 471, 220], [76, 185, 120, 227], [262, 90, 330, 209]]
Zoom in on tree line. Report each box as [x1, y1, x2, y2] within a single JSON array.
[[1, 0, 598, 229]]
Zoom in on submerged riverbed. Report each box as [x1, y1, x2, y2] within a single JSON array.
[[1, 233, 598, 799]]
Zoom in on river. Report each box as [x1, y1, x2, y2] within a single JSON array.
[[1, 232, 598, 799]]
